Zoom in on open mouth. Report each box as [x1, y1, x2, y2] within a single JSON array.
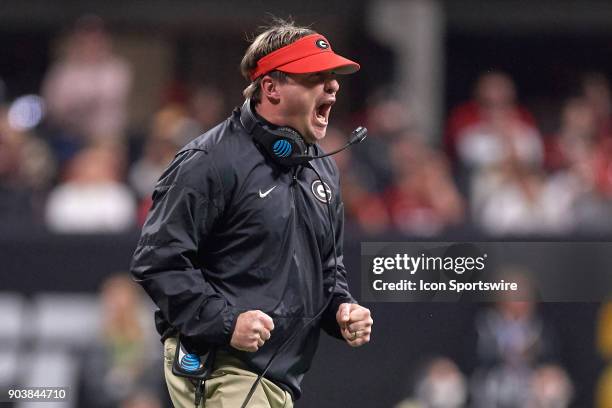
[[314, 102, 333, 126]]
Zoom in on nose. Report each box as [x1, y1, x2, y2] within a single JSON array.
[[325, 76, 339, 94]]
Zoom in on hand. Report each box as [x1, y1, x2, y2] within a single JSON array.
[[336, 303, 373, 347], [230, 310, 274, 352]]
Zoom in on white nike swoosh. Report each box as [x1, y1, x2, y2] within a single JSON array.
[[259, 185, 277, 198]]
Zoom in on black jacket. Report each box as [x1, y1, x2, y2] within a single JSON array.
[[130, 107, 355, 399]]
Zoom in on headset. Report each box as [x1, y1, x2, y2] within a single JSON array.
[[179, 99, 367, 408], [239, 99, 367, 167]]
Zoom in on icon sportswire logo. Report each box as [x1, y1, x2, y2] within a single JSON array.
[[259, 186, 277, 198]]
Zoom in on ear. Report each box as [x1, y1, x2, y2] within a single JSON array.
[[260, 75, 282, 103]]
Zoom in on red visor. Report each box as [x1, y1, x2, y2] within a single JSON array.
[[250, 34, 360, 81]]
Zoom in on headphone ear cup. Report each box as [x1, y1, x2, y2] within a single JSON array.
[[240, 99, 308, 166], [271, 138, 294, 158], [257, 126, 307, 166], [275, 127, 307, 155]]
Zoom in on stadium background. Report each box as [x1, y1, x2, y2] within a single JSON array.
[[1, 0, 611, 407]]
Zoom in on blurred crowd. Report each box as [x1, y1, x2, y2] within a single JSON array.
[[598, 301, 612, 408], [77, 275, 166, 408], [328, 69, 612, 236], [2, 16, 612, 237], [394, 272, 580, 408]]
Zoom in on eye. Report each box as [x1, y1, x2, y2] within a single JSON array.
[[308, 72, 326, 82]]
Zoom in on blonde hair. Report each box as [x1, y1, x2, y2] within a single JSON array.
[[240, 17, 315, 103]]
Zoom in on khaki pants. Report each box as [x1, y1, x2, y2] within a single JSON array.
[[163, 337, 293, 408]]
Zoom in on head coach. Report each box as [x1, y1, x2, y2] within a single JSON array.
[[130, 18, 373, 408]]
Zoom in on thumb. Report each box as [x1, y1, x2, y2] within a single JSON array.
[[339, 303, 351, 322]]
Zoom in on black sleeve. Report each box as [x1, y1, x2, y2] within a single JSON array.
[[320, 199, 357, 340], [130, 150, 239, 346]]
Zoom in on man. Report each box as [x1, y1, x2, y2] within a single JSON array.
[[131, 19, 373, 408]]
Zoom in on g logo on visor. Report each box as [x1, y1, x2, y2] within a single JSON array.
[[311, 180, 332, 203], [315, 39, 329, 49]]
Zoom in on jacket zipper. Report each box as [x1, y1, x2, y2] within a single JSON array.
[[291, 166, 299, 185], [291, 166, 299, 197]]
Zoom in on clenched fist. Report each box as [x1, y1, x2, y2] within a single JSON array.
[[337, 303, 373, 347], [230, 310, 274, 352]]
